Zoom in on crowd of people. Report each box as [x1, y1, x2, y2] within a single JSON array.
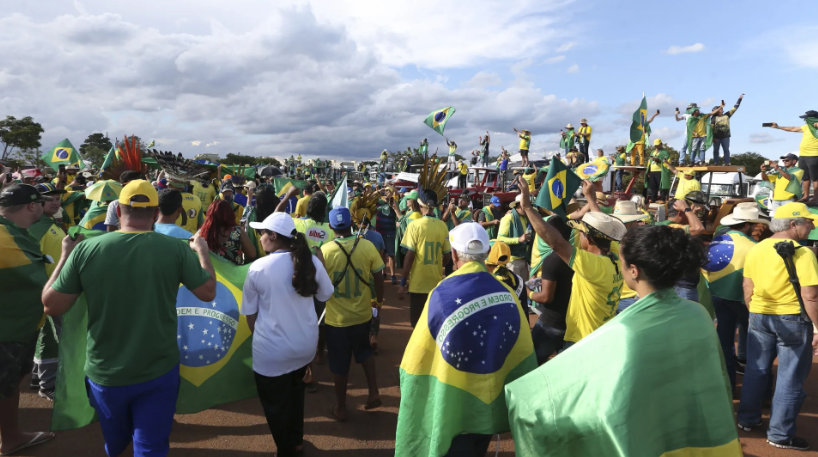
[[0, 108, 817, 456]]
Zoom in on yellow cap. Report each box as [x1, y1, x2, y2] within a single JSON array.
[[773, 202, 818, 221], [119, 179, 159, 207], [486, 241, 511, 266], [653, 138, 662, 146]]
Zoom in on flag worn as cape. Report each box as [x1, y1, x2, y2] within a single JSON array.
[[805, 117, 818, 139], [505, 288, 740, 457], [52, 228, 257, 431], [77, 201, 109, 231], [559, 129, 575, 151], [629, 95, 649, 144], [395, 261, 536, 457], [702, 230, 756, 302], [686, 114, 714, 152], [423, 107, 456, 136], [535, 159, 580, 217], [42, 139, 83, 172]]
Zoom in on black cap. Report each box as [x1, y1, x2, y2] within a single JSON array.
[[780, 153, 799, 161], [35, 183, 66, 195], [418, 188, 438, 207], [799, 110, 818, 119], [0, 183, 45, 206]]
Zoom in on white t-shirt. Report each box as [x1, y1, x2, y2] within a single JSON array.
[[241, 251, 334, 377], [104, 200, 119, 227], [680, 114, 691, 135]]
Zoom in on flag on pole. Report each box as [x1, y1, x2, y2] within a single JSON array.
[[328, 174, 348, 211], [535, 158, 580, 217], [273, 178, 310, 215], [629, 94, 649, 144], [395, 261, 536, 456], [147, 140, 155, 148], [42, 139, 82, 171], [99, 145, 120, 173], [423, 107, 456, 136], [52, 229, 257, 431]]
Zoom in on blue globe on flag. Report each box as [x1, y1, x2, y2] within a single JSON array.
[[435, 111, 447, 123], [55, 148, 69, 160], [176, 282, 240, 368], [582, 164, 598, 176], [703, 234, 734, 272], [551, 179, 564, 199]]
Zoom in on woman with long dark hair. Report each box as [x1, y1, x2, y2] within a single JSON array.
[[199, 200, 257, 264], [242, 212, 333, 457]]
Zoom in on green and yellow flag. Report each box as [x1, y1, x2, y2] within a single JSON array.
[[42, 139, 83, 171], [52, 230, 256, 430], [395, 261, 536, 457], [100, 145, 120, 172], [630, 95, 649, 144], [505, 289, 741, 457], [535, 158, 580, 217], [702, 230, 757, 302], [686, 112, 714, 152], [273, 177, 310, 214], [77, 202, 109, 232], [423, 107, 456, 136], [575, 157, 610, 182]]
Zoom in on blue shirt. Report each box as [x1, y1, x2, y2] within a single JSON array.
[[154, 223, 194, 240], [361, 229, 386, 253], [500, 159, 509, 171]]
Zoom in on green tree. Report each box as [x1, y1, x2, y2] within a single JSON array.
[[80, 133, 114, 168], [730, 152, 766, 176], [223, 153, 257, 166], [1, 116, 44, 160], [10, 148, 47, 169]]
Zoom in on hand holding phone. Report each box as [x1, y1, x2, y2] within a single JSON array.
[[656, 109, 660, 115], [762, 123, 773, 128]]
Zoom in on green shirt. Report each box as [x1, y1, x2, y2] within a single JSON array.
[[52, 232, 211, 386], [0, 215, 50, 343]]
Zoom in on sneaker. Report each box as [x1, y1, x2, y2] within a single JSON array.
[[390, 275, 397, 285], [30, 376, 40, 389], [768, 437, 810, 451], [38, 389, 55, 402], [737, 420, 763, 432]]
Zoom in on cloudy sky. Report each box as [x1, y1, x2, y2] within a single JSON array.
[[2, 0, 815, 162]]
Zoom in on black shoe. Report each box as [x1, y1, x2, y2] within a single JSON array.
[[738, 420, 763, 432], [30, 376, 40, 389], [736, 360, 745, 375], [768, 437, 810, 451], [38, 389, 55, 402]]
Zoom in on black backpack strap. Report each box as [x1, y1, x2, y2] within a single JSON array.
[[332, 238, 371, 289], [773, 241, 812, 323]]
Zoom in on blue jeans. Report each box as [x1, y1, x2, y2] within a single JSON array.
[[713, 137, 731, 165], [614, 170, 624, 192], [578, 142, 589, 157], [689, 137, 706, 164], [530, 320, 566, 365], [616, 296, 638, 314], [737, 313, 814, 442], [674, 286, 698, 302], [712, 297, 748, 391], [86, 366, 180, 457], [737, 319, 748, 361]]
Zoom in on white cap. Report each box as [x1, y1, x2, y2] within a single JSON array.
[[244, 181, 257, 189], [248, 212, 297, 238], [449, 223, 490, 255]]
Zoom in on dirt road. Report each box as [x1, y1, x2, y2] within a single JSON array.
[[16, 282, 818, 456]]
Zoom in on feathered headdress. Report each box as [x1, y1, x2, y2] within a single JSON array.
[[149, 150, 211, 188], [350, 187, 380, 226], [102, 135, 149, 181], [417, 153, 448, 204]]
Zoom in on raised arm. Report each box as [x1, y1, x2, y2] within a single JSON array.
[[647, 111, 660, 124], [517, 176, 573, 264], [770, 122, 804, 133], [275, 186, 300, 213], [675, 199, 704, 236]]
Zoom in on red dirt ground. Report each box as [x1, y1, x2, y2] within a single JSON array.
[[15, 283, 818, 456]]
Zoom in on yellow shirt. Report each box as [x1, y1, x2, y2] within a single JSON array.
[[800, 124, 818, 157], [294, 194, 311, 218], [519, 134, 531, 150], [744, 238, 818, 315], [692, 114, 711, 138], [401, 216, 452, 294], [449, 144, 457, 155], [577, 125, 592, 142], [293, 218, 332, 252], [564, 246, 624, 343], [190, 181, 218, 209], [523, 172, 536, 192], [768, 167, 805, 201], [674, 173, 701, 199], [458, 163, 468, 175], [175, 193, 204, 234], [40, 223, 66, 277], [497, 212, 528, 260], [408, 211, 422, 222], [648, 151, 664, 173], [321, 236, 385, 327]]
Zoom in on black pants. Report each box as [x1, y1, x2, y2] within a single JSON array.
[[648, 171, 661, 202], [254, 366, 307, 457], [445, 433, 493, 457], [409, 293, 429, 328], [458, 174, 467, 189]]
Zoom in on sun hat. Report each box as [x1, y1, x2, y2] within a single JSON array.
[[449, 222, 490, 256], [244, 181, 257, 189], [612, 200, 651, 223], [580, 118, 588, 123], [720, 202, 769, 226], [486, 240, 511, 266], [579, 211, 627, 241], [565, 123, 574, 129], [773, 202, 818, 221], [595, 192, 609, 206], [508, 194, 524, 208], [248, 212, 297, 237], [119, 180, 159, 207]]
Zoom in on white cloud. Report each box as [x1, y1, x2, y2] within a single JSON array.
[[543, 55, 565, 64], [190, 141, 202, 146], [567, 64, 579, 73], [465, 72, 502, 88], [663, 43, 705, 55], [556, 42, 576, 52], [650, 127, 683, 142], [749, 133, 784, 144]]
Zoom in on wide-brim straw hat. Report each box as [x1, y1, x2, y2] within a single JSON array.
[[721, 202, 769, 226], [565, 123, 574, 129], [612, 200, 651, 223], [579, 211, 627, 241]]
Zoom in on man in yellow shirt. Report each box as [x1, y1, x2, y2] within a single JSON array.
[[667, 163, 701, 199], [457, 160, 468, 189], [576, 118, 592, 158], [513, 128, 532, 167], [398, 189, 452, 328], [166, 179, 204, 234], [768, 111, 818, 201], [761, 154, 804, 212], [321, 207, 384, 421], [294, 184, 313, 218], [519, 177, 626, 345], [190, 178, 218, 210], [498, 194, 531, 280], [738, 202, 818, 448]]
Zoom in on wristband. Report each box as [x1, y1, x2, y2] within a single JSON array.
[[400, 277, 407, 287]]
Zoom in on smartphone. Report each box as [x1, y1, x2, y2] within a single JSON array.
[[762, 123, 773, 127], [721, 100, 725, 105], [675, 107, 680, 112], [58, 164, 66, 173], [656, 109, 660, 115]]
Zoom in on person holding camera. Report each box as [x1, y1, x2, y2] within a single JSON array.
[[765, 111, 818, 202], [738, 202, 818, 451], [760, 153, 804, 212]]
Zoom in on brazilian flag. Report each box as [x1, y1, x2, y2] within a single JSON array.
[[576, 157, 610, 182], [629, 95, 649, 144], [42, 139, 83, 172], [77, 202, 109, 231], [51, 228, 257, 430], [423, 107, 456, 136], [273, 178, 310, 215], [100, 145, 120, 172], [535, 158, 580, 217], [702, 231, 757, 302], [395, 261, 536, 456]]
